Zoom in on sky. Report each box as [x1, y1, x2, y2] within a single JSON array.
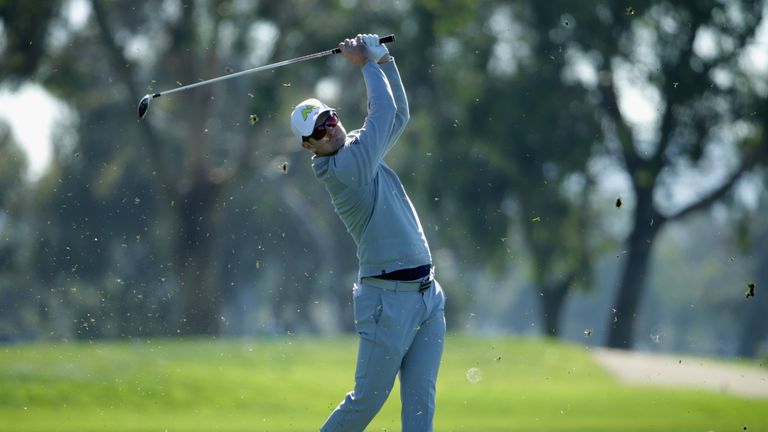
[[0, 0, 88, 181], [0, 84, 67, 180]]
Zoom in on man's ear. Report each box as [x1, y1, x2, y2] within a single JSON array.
[[301, 141, 312, 151]]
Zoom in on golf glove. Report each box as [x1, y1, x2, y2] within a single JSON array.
[[361, 33, 389, 63]]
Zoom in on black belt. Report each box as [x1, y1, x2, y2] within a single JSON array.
[[374, 264, 432, 281]]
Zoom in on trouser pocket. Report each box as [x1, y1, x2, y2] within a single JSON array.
[[353, 283, 383, 333]]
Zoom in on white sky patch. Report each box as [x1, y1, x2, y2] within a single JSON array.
[[740, 6, 768, 96], [247, 21, 279, 68], [614, 62, 661, 145], [733, 170, 764, 211], [693, 26, 719, 61], [314, 77, 340, 106], [125, 35, 155, 66], [563, 47, 598, 88], [487, 5, 529, 77], [609, 20, 662, 148], [0, 84, 69, 181], [48, 0, 91, 52], [66, 0, 91, 28], [589, 155, 633, 237]]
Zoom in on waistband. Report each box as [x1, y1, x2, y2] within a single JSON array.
[[374, 264, 432, 281], [361, 267, 434, 292]]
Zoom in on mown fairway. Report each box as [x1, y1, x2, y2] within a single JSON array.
[[1, 335, 765, 431]]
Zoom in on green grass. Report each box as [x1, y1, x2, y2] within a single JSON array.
[[0, 335, 765, 431]]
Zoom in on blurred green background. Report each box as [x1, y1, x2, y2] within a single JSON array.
[[1, 0, 767, 429]]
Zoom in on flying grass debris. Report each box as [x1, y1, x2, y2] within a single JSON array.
[[249, 114, 259, 125], [466, 367, 482, 384], [745, 283, 756, 298], [279, 161, 289, 174], [615, 196, 622, 208]]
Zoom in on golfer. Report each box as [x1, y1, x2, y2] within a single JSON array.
[[289, 34, 446, 431]]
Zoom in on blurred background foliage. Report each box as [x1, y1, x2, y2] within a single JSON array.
[[0, 0, 766, 358]]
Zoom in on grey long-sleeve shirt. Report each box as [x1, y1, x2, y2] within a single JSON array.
[[311, 59, 432, 279]]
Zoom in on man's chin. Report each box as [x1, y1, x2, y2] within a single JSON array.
[[337, 131, 348, 146]]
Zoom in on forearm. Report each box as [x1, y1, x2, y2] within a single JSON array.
[[379, 59, 409, 151], [330, 62, 395, 186], [380, 58, 409, 120], [363, 61, 395, 113]]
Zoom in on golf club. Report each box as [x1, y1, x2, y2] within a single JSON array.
[[138, 34, 395, 119]]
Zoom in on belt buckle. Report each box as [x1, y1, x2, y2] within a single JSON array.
[[419, 267, 435, 292], [419, 278, 432, 292]]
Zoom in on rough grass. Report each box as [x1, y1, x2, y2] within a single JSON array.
[[0, 335, 765, 431]]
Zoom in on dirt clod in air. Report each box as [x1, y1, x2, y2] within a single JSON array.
[[745, 283, 756, 299]]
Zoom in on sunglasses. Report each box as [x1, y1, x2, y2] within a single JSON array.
[[303, 111, 338, 142]]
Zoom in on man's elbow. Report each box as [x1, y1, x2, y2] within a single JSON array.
[[399, 109, 410, 125], [374, 94, 397, 123]]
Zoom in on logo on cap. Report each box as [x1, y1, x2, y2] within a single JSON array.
[[301, 105, 317, 121]]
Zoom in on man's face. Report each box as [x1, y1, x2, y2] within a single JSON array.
[[301, 110, 346, 156]]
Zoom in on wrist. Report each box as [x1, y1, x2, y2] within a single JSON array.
[[352, 54, 368, 67], [377, 54, 392, 64]]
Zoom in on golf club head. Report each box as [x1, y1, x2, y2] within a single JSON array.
[[137, 93, 159, 119]]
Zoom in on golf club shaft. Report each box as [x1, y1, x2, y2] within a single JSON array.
[[154, 34, 394, 98]]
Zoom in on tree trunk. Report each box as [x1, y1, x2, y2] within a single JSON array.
[[539, 277, 571, 337], [737, 232, 768, 358], [607, 192, 662, 349], [175, 180, 223, 335]]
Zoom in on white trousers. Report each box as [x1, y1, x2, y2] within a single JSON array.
[[321, 278, 446, 432]]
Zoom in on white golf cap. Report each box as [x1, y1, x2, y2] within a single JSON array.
[[290, 98, 334, 139]]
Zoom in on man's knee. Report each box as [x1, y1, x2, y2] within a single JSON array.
[[337, 385, 392, 417]]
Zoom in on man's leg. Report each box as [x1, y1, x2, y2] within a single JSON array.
[[321, 282, 426, 432], [320, 331, 400, 431], [399, 281, 446, 432]]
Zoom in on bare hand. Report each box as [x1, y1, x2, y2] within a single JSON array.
[[339, 36, 368, 67]]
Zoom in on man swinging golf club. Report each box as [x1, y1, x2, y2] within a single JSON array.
[[290, 34, 446, 431]]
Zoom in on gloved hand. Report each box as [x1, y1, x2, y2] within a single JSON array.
[[360, 33, 389, 63]]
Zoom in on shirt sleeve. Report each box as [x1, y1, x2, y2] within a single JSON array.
[[330, 60, 396, 187], [380, 58, 410, 157]]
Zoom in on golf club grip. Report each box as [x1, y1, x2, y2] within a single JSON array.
[[331, 34, 395, 54]]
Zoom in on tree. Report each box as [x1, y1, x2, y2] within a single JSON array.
[[0, 1, 61, 83], [86, 0, 368, 335], [567, 0, 768, 348], [398, 1, 604, 336], [735, 178, 768, 358], [82, 0, 414, 335], [0, 122, 31, 339]]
